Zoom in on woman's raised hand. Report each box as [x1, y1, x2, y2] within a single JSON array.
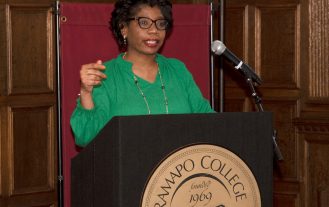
[[80, 60, 107, 94]]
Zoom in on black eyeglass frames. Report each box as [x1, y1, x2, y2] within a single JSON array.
[[128, 17, 169, 30]]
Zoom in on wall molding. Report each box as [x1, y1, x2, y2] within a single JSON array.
[[295, 119, 329, 134]]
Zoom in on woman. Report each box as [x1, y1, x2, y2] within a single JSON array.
[[70, 0, 214, 147]]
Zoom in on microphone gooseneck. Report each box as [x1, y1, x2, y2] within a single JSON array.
[[211, 40, 283, 161]]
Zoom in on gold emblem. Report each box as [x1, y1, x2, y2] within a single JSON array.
[[141, 144, 261, 207]]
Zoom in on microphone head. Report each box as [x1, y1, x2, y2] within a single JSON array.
[[211, 40, 226, 55]]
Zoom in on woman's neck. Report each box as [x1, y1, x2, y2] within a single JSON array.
[[123, 52, 159, 82], [124, 52, 156, 66]]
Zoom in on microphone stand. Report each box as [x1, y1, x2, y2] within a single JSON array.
[[237, 64, 284, 161]]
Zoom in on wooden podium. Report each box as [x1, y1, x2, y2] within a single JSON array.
[[71, 112, 273, 206]]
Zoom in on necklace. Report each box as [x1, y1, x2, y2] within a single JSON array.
[[133, 65, 169, 114]]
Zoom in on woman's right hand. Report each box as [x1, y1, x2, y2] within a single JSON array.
[[79, 60, 107, 109], [80, 60, 107, 94]]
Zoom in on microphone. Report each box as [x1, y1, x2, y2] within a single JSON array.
[[211, 40, 262, 85]]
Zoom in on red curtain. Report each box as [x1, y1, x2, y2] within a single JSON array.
[[60, 3, 210, 206]]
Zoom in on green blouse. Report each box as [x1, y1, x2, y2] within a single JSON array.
[[70, 54, 214, 146]]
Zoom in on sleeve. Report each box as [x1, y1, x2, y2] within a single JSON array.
[[70, 66, 114, 147], [176, 60, 215, 113]]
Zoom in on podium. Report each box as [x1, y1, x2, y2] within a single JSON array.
[[71, 112, 273, 207]]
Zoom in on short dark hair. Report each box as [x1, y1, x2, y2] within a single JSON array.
[[110, 0, 173, 50]]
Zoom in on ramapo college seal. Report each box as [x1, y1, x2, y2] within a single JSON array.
[[141, 144, 261, 207]]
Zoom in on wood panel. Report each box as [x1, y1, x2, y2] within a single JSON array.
[[0, 1, 57, 206], [224, 97, 247, 112], [274, 179, 300, 207], [9, 4, 54, 95], [225, 0, 329, 207], [274, 193, 299, 207], [256, 4, 299, 88], [308, 0, 329, 99], [0, 4, 7, 96], [11, 106, 54, 195], [300, 0, 329, 117], [264, 100, 298, 179], [224, 5, 247, 88], [295, 120, 329, 207], [306, 140, 329, 207], [0, 108, 5, 207]]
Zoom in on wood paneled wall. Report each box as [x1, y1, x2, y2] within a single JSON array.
[[0, 0, 328, 206], [0, 1, 57, 206], [223, 0, 329, 207]]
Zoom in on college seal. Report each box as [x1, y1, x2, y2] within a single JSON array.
[[141, 144, 261, 207]]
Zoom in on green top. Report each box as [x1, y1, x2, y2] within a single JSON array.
[[70, 54, 214, 146]]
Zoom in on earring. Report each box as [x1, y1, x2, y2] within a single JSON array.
[[123, 36, 127, 46]]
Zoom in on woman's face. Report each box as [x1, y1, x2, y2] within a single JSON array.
[[122, 5, 166, 57]]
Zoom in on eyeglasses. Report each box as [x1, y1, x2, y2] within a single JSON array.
[[128, 17, 169, 30]]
